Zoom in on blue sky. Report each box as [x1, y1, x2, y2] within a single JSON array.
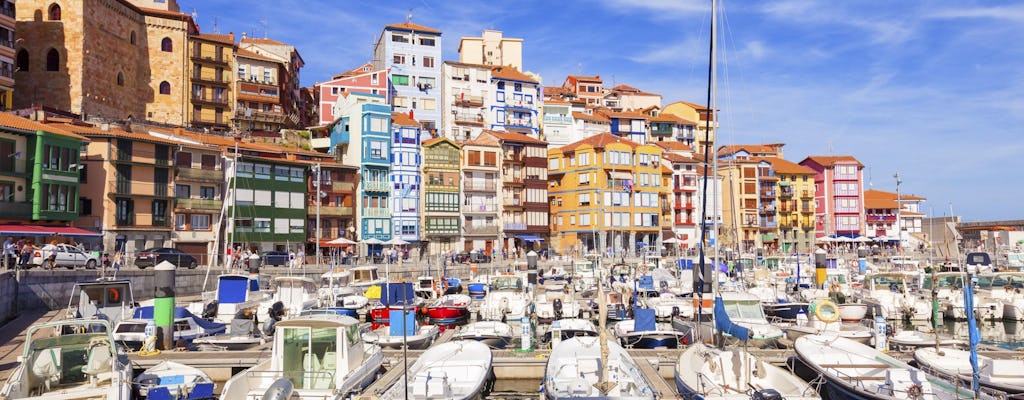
[[179, 0, 1024, 222]]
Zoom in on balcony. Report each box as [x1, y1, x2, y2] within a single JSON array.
[[361, 208, 391, 218], [503, 153, 525, 163], [503, 197, 523, 207], [0, 201, 32, 219], [505, 118, 534, 129], [800, 207, 814, 215], [363, 181, 389, 192], [503, 223, 526, 231], [453, 113, 484, 126], [176, 168, 224, 182], [0, 3, 13, 18], [109, 180, 172, 197], [760, 190, 775, 198], [464, 183, 496, 192], [779, 204, 793, 214], [191, 95, 228, 105], [503, 177, 524, 187], [175, 197, 222, 210], [425, 227, 460, 236], [866, 215, 897, 223], [191, 74, 231, 86], [758, 205, 776, 214], [543, 115, 572, 124], [234, 108, 287, 124], [307, 205, 354, 216], [464, 225, 499, 236], [779, 188, 794, 198], [462, 204, 498, 213], [327, 181, 355, 192], [801, 190, 813, 199], [190, 52, 230, 65], [453, 94, 484, 107]]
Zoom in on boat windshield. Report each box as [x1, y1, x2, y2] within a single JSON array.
[[575, 263, 594, 273], [491, 277, 522, 291], [827, 274, 848, 284], [352, 269, 378, 282], [280, 326, 338, 390], [725, 300, 766, 321], [923, 275, 964, 290], [982, 274, 1024, 288], [871, 275, 906, 289]]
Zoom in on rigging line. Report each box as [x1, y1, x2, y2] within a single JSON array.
[[697, 0, 718, 342]]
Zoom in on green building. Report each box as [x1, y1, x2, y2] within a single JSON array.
[[0, 113, 86, 224], [228, 155, 308, 252]]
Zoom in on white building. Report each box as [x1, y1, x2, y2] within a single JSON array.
[[373, 22, 443, 135], [441, 61, 491, 141], [458, 29, 523, 70]]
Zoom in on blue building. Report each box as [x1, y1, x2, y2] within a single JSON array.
[[329, 92, 393, 252], [390, 112, 422, 248], [373, 22, 443, 136], [488, 66, 540, 137]]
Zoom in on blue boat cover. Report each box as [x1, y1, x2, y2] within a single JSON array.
[[714, 297, 750, 341], [965, 279, 980, 393], [388, 310, 416, 336], [677, 259, 694, 270], [638, 275, 654, 290], [218, 275, 249, 304], [446, 278, 461, 287], [634, 307, 656, 332], [132, 306, 226, 332], [379, 283, 416, 306]]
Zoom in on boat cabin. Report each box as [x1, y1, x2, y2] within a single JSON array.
[[349, 266, 382, 287], [273, 316, 365, 390], [490, 276, 523, 292], [66, 280, 136, 326], [8, 319, 125, 398]]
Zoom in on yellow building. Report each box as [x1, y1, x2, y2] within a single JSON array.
[[548, 133, 668, 256], [765, 157, 817, 252], [188, 32, 236, 133], [662, 101, 716, 155]]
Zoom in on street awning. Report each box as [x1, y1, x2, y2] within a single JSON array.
[[49, 227, 103, 237], [609, 171, 632, 180], [515, 234, 545, 242], [0, 225, 53, 236]]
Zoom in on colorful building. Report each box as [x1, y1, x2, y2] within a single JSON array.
[[316, 62, 388, 126], [548, 133, 667, 256], [648, 111, 697, 146], [458, 29, 523, 70], [188, 32, 235, 133], [390, 112, 422, 247], [799, 156, 865, 238], [373, 22, 442, 134], [441, 61, 490, 141], [234, 48, 287, 134], [489, 66, 540, 137], [0, 113, 87, 227], [460, 136, 500, 255], [764, 157, 817, 252], [304, 159, 358, 259], [539, 99, 575, 148], [421, 137, 462, 256], [560, 75, 604, 105], [238, 36, 305, 129], [663, 101, 716, 155], [864, 189, 926, 244], [600, 109, 649, 144], [603, 84, 661, 112], [477, 130, 549, 252], [164, 129, 226, 265], [657, 142, 700, 249]]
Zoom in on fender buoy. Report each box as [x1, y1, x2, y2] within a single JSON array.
[[815, 300, 840, 323]]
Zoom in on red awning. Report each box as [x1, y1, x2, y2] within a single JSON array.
[[0, 225, 53, 236], [49, 227, 103, 237]]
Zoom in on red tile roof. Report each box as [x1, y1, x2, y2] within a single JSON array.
[[137, 6, 192, 20], [490, 66, 538, 83], [572, 112, 609, 123], [718, 144, 782, 157], [480, 130, 547, 145], [192, 33, 235, 45], [391, 112, 419, 127], [801, 155, 865, 168], [241, 37, 286, 46], [763, 157, 816, 174], [667, 100, 709, 111], [864, 189, 926, 201], [650, 112, 696, 124], [610, 84, 659, 97], [0, 113, 81, 139], [423, 137, 461, 148], [600, 110, 649, 120], [558, 132, 642, 152], [655, 141, 693, 152], [662, 152, 696, 163], [385, 22, 442, 34], [568, 75, 602, 83], [236, 48, 280, 62], [544, 99, 570, 105]]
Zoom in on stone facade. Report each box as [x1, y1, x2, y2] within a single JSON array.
[[14, 0, 192, 124]]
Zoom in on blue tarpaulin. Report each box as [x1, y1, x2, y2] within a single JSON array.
[[379, 283, 416, 306], [217, 275, 249, 304], [714, 297, 750, 341], [638, 275, 654, 290], [389, 310, 416, 336], [634, 307, 656, 332]]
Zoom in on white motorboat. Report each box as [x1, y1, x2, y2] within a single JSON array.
[[260, 276, 319, 320], [543, 336, 655, 399], [838, 303, 870, 322], [541, 318, 598, 346], [64, 279, 136, 326], [190, 273, 269, 324], [796, 335, 1000, 400], [613, 309, 689, 349], [349, 265, 385, 289], [716, 291, 783, 348], [639, 289, 694, 320], [674, 342, 820, 400], [377, 340, 493, 400], [133, 360, 214, 399], [478, 275, 532, 322], [572, 259, 599, 294], [113, 306, 226, 351], [362, 312, 439, 350], [888, 329, 965, 351], [977, 272, 1024, 320], [914, 347, 1024, 395], [785, 300, 873, 345], [453, 321, 514, 349], [534, 282, 583, 323], [220, 314, 383, 399], [0, 319, 131, 399], [855, 272, 932, 320]]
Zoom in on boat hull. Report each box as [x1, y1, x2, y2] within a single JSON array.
[[426, 307, 470, 325], [764, 302, 809, 321]]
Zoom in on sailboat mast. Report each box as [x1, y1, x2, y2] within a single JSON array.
[[696, 0, 718, 343]]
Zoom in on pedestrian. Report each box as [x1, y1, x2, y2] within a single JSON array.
[[19, 241, 32, 269], [297, 248, 305, 268], [2, 237, 13, 269], [112, 251, 122, 271], [288, 249, 296, 269]]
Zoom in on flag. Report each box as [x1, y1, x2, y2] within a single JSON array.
[[10, 151, 20, 159], [623, 179, 633, 192]]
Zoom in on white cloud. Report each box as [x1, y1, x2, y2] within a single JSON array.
[[628, 36, 706, 65], [925, 5, 1024, 22], [598, 0, 708, 17]]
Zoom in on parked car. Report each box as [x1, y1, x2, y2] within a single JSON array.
[[135, 247, 198, 269], [30, 244, 99, 269], [260, 251, 290, 267]]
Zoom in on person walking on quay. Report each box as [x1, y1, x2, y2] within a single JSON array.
[[19, 241, 32, 269], [2, 237, 14, 269]]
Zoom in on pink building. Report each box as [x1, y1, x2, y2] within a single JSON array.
[[798, 156, 865, 238], [315, 62, 388, 126]]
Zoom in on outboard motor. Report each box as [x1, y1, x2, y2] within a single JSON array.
[[268, 301, 286, 321], [752, 389, 783, 400], [672, 306, 681, 317], [262, 378, 294, 400], [553, 298, 563, 320], [202, 300, 219, 320]]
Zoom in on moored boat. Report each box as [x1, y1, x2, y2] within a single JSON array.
[[424, 293, 472, 325], [674, 342, 820, 400], [377, 340, 494, 400], [453, 321, 513, 349], [133, 360, 214, 399], [543, 336, 655, 399], [914, 347, 1024, 395]]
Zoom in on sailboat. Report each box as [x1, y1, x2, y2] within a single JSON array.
[[676, 1, 818, 398]]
